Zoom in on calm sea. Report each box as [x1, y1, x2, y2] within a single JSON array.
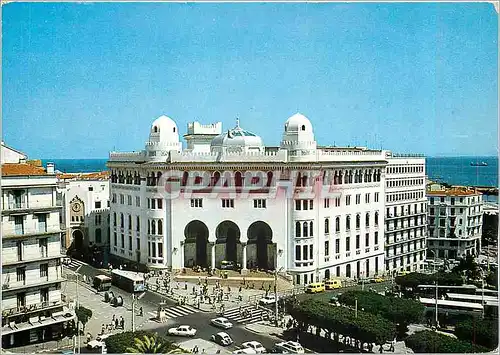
[[42, 156, 498, 189]]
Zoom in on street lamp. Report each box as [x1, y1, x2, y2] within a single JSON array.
[[274, 267, 284, 326], [428, 250, 438, 329]]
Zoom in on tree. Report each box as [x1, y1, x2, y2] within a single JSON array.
[[75, 306, 93, 333], [452, 255, 482, 282], [105, 331, 178, 354], [126, 334, 182, 354], [287, 298, 395, 347], [454, 318, 499, 350], [485, 269, 498, 289], [406, 330, 489, 353], [337, 291, 424, 337]]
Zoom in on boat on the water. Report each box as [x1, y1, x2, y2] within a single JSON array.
[[471, 162, 488, 166]]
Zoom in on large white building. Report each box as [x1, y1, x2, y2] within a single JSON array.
[[108, 113, 424, 285], [57, 172, 110, 262], [384, 157, 428, 274], [426, 185, 483, 260], [1, 161, 74, 348]]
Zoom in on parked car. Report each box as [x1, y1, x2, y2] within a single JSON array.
[[233, 349, 257, 354], [211, 317, 233, 329], [211, 332, 234, 346], [86, 334, 111, 349], [167, 325, 197, 337], [273, 341, 305, 354], [242, 341, 266, 353], [259, 295, 278, 305]]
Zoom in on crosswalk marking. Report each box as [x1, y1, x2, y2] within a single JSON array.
[[147, 305, 199, 320], [223, 305, 267, 324], [63, 258, 87, 270]]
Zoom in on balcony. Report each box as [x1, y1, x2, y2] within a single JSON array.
[[386, 210, 426, 220], [2, 278, 65, 293], [3, 254, 65, 267], [2, 202, 62, 215], [2, 301, 64, 319], [2, 227, 64, 239]]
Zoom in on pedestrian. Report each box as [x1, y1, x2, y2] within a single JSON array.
[[114, 318, 119, 329], [139, 306, 143, 316], [101, 324, 105, 335]]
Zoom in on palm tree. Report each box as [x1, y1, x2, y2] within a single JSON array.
[[125, 335, 185, 354]]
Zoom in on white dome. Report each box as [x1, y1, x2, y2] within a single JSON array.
[[149, 115, 180, 144], [211, 120, 263, 152], [284, 113, 313, 133]]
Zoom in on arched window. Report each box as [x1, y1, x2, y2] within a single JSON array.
[[295, 222, 301, 238], [325, 219, 330, 234], [181, 171, 189, 186], [365, 213, 370, 227], [235, 171, 243, 187], [344, 171, 349, 184], [136, 216, 140, 231], [120, 213, 124, 228], [158, 219, 163, 235], [157, 172, 162, 182], [375, 212, 379, 226], [338, 171, 343, 185], [346, 215, 351, 230], [336, 217, 340, 232], [266, 171, 273, 187], [303, 222, 308, 237], [301, 125, 306, 131], [309, 222, 313, 236], [356, 214, 360, 229], [301, 175, 307, 187], [349, 171, 353, 184], [151, 220, 156, 235], [153, 126, 158, 133], [128, 214, 132, 230], [346, 264, 351, 278], [113, 212, 116, 226], [173, 127, 176, 133]]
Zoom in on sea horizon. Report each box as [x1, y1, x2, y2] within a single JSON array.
[[40, 156, 499, 189]]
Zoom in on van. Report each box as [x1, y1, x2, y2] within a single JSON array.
[[305, 282, 325, 294], [324, 279, 342, 290]]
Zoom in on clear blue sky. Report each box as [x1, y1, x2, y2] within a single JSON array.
[[2, 2, 498, 159]]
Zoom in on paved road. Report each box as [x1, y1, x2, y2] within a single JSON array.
[[153, 311, 282, 353]]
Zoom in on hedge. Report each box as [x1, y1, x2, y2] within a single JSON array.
[[405, 330, 489, 353], [104, 331, 175, 353]]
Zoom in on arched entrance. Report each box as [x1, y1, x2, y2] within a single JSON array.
[[184, 220, 209, 268], [247, 221, 274, 270], [325, 269, 330, 281], [72, 229, 84, 252], [215, 221, 241, 267]]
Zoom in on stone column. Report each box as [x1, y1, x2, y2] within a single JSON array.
[[211, 242, 216, 270], [180, 241, 185, 269], [242, 242, 248, 270]]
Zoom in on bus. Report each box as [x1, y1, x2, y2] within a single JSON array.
[[419, 297, 484, 316], [111, 269, 145, 293], [416, 284, 477, 298], [476, 288, 499, 297], [93, 275, 112, 291], [445, 293, 499, 307]]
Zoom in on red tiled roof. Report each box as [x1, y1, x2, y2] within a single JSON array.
[[427, 188, 481, 196], [57, 171, 109, 181], [1, 163, 47, 176]]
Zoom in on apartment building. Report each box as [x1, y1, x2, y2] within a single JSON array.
[[1, 160, 75, 348], [384, 155, 428, 275], [427, 184, 483, 260]]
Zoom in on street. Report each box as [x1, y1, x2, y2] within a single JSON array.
[[64, 259, 283, 353]]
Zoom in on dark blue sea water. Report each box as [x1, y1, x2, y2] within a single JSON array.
[[42, 156, 498, 188]]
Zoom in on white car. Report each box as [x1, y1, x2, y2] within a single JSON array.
[[273, 341, 305, 354], [167, 325, 197, 337], [210, 317, 233, 329], [211, 332, 234, 346], [233, 349, 257, 354], [87, 334, 111, 349], [242, 341, 266, 353], [259, 295, 278, 305]]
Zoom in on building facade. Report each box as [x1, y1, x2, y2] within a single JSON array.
[[426, 185, 483, 260], [57, 172, 110, 263], [384, 157, 428, 275], [1, 161, 74, 348], [108, 114, 425, 284]]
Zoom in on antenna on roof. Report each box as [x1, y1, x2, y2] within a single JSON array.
[[236, 116, 240, 128]]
